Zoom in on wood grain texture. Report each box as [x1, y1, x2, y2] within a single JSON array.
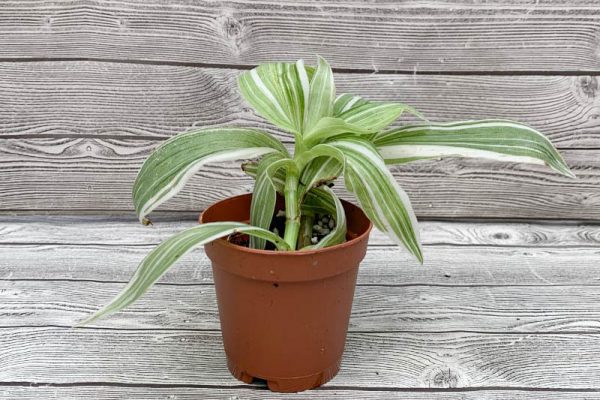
[[4, 215, 600, 247], [1, 328, 599, 389], [2, 62, 600, 147], [3, 280, 600, 333], [0, 138, 595, 218], [2, 243, 599, 286], [1, 0, 599, 396], [2, 1, 600, 72], [1, 386, 595, 400]]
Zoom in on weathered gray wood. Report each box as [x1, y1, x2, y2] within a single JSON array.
[[1, 328, 599, 388], [3, 280, 600, 333], [0, 138, 595, 218], [1, 1, 598, 396], [2, 243, 599, 286], [3, 215, 600, 247], [1, 1, 600, 72], [0, 386, 594, 400], [1, 62, 599, 147]]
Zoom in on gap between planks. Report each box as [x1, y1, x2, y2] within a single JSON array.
[[2, 56, 600, 77]]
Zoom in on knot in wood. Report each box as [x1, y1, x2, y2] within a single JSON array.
[[432, 367, 460, 388], [216, 13, 245, 53], [217, 15, 243, 39], [421, 364, 469, 388], [579, 76, 598, 99]]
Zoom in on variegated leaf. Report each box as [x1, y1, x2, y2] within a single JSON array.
[[238, 60, 313, 134], [242, 159, 286, 193], [78, 222, 291, 325], [301, 186, 347, 250], [249, 153, 288, 249], [296, 143, 346, 196], [373, 120, 574, 177], [303, 116, 374, 147], [334, 93, 424, 132], [299, 156, 342, 193], [133, 128, 288, 224], [303, 56, 336, 134], [329, 137, 423, 262]]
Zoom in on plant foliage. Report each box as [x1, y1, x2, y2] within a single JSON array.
[[81, 56, 573, 324]]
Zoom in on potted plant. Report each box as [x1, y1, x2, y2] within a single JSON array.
[[80, 57, 574, 392]]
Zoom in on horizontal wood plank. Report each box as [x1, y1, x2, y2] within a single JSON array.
[[1, 243, 599, 286], [2, 62, 599, 147], [3, 280, 600, 333], [1, 328, 599, 389], [1, 1, 600, 72], [0, 138, 596, 218], [3, 215, 600, 247], [0, 386, 594, 400]]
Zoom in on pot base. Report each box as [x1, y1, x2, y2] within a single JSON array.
[[227, 358, 341, 393]]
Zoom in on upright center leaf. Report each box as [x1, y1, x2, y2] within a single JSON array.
[[238, 61, 315, 135], [303, 56, 336, 135]]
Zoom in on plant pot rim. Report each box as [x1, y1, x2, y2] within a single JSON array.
[[199, 193, 373, 256]]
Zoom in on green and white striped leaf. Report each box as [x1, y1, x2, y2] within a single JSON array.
[[78, 222, 291, 326], [329, 137, 423, 262], [299, 156, 342, 194], [242, 160, 286, 193], [296, 143, 346, 197], [303, 117, 374, 147], [133, 128, 288, 224], [302, 186, 347, 250], [238, 60, 313, 134], [303, 56, 336, 134], [334, 93, 424, 132], [373, 120, 574, 177], [249, 153, 289, 249]]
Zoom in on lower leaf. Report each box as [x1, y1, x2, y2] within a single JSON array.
[[250, 153, 287, 249], [301, 186, 347, 249], [329, 137, 423, 263], [77, 222, 290, 326]]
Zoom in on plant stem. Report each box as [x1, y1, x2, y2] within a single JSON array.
[[283, 170, 300, 250], [297, 214, 315, 249]]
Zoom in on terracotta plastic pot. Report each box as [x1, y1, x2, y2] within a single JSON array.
[[200, 194, 372, 392]]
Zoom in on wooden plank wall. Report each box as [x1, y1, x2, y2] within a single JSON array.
[[1, 0, 599, 220]]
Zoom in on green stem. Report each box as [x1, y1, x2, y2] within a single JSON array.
[[297, 214, 315, 249], [283, 170, 301, 250]]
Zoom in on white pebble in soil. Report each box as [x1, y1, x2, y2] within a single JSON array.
[[312, 214, 336, 243]]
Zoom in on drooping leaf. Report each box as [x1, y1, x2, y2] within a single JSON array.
[[238, 60, 314, 134], [78, 222, 291, 326], [373, 120, 574, 177], [328, 137, 423, 262], [303, 56, 336, 134], [301, 186, 347, 249], [334, 93, 424, 132], [133, 128, 288, 224], [249, 153, 288, 249]]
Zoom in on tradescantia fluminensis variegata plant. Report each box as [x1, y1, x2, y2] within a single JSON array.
[[80, 56, 574, 325]]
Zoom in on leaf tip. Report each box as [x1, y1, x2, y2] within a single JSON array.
[[141, 217, 153, 226], [414, 246, 424, 265], [563, 168, 577, 179], [73, 313, 98, 328]]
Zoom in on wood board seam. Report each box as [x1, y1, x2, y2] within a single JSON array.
[[1, 57, 600, 77]]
